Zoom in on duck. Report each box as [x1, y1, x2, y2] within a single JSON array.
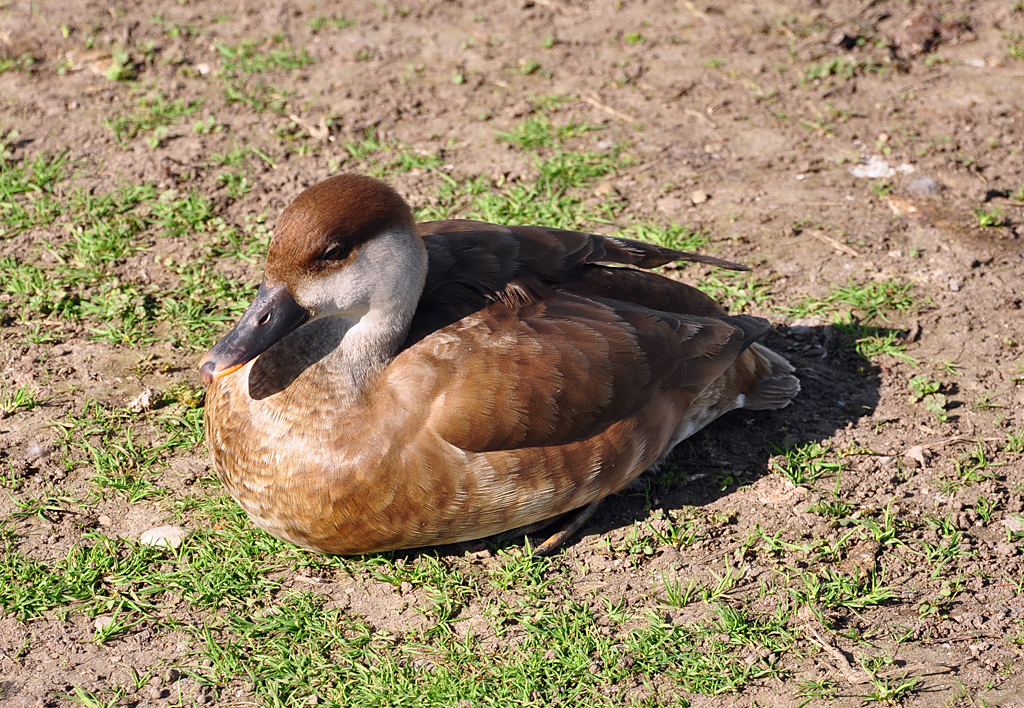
[[200, 173, 799, 555]]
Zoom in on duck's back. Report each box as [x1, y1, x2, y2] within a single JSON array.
[[406, 220, 736, 343]]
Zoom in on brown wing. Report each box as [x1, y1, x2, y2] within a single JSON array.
[[416, 220, 748, 274], [391, 290, 758, 453], [407, 220, 743, 345]]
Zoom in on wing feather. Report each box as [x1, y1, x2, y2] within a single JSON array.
[[394, 291, 749, 453]]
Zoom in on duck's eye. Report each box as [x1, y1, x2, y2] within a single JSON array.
[[322, 244, 350, 261]]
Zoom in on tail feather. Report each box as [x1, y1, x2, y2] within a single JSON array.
[[723, 315, 773, 352], [742, 343, 800, 411]]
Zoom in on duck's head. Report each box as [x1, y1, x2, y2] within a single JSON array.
[[200, 174, 427, 385]]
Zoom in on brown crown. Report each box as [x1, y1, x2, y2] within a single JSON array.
[[264, 174, 415, 286]]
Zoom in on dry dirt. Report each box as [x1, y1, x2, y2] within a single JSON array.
[[1, 0, 1024, 706]]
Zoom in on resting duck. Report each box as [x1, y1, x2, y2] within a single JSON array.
[[200, 174, 799, 555]]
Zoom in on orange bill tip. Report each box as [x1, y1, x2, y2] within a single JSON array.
[[214, 362, 246, 380]]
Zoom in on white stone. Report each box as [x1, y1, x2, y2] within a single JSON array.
[[139, 525, 191, 549], [849, 155, 894, 179], [128, 388, 158, 413], [1003, 514, 1024, 534]]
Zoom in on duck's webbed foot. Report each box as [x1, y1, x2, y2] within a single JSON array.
[[491, 501, 602, 556], [533, 501, 601, 555]]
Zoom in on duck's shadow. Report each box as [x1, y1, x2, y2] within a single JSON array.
[[248, 318, 347, 400], [412, 324, 885, 560]]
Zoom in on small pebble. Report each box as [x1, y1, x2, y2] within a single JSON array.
[[94, 615, 115, 632], [906, 176, 944, 196], [128, 388, 158, 413], [1003, 515, 1024, 533], [849, 156, 894, 179], [140, 526, 191, 549], [787, 317, 824, 338], [26, 441, 50, 462], [690, 190, 709, 205], [830, 30, 852, 47]]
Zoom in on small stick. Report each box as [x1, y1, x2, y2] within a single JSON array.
[[532, 0, 584, 15], [684, 108, 717, 129], [683, 1, 709, 20], [811, 231, 861, 257], [288, 114, 331, 142], [803, 624, 872, 685], [583, 94, 638, 124]]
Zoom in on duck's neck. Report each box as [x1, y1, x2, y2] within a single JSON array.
[[309, 228, 428, 397], [316, 306, 411, 394]]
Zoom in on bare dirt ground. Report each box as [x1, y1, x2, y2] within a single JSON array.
[[1, 0, 1023, 706]]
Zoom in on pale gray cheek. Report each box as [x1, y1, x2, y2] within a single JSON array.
[[296, 269, 365, 313], [291, 227, 426, 317]]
